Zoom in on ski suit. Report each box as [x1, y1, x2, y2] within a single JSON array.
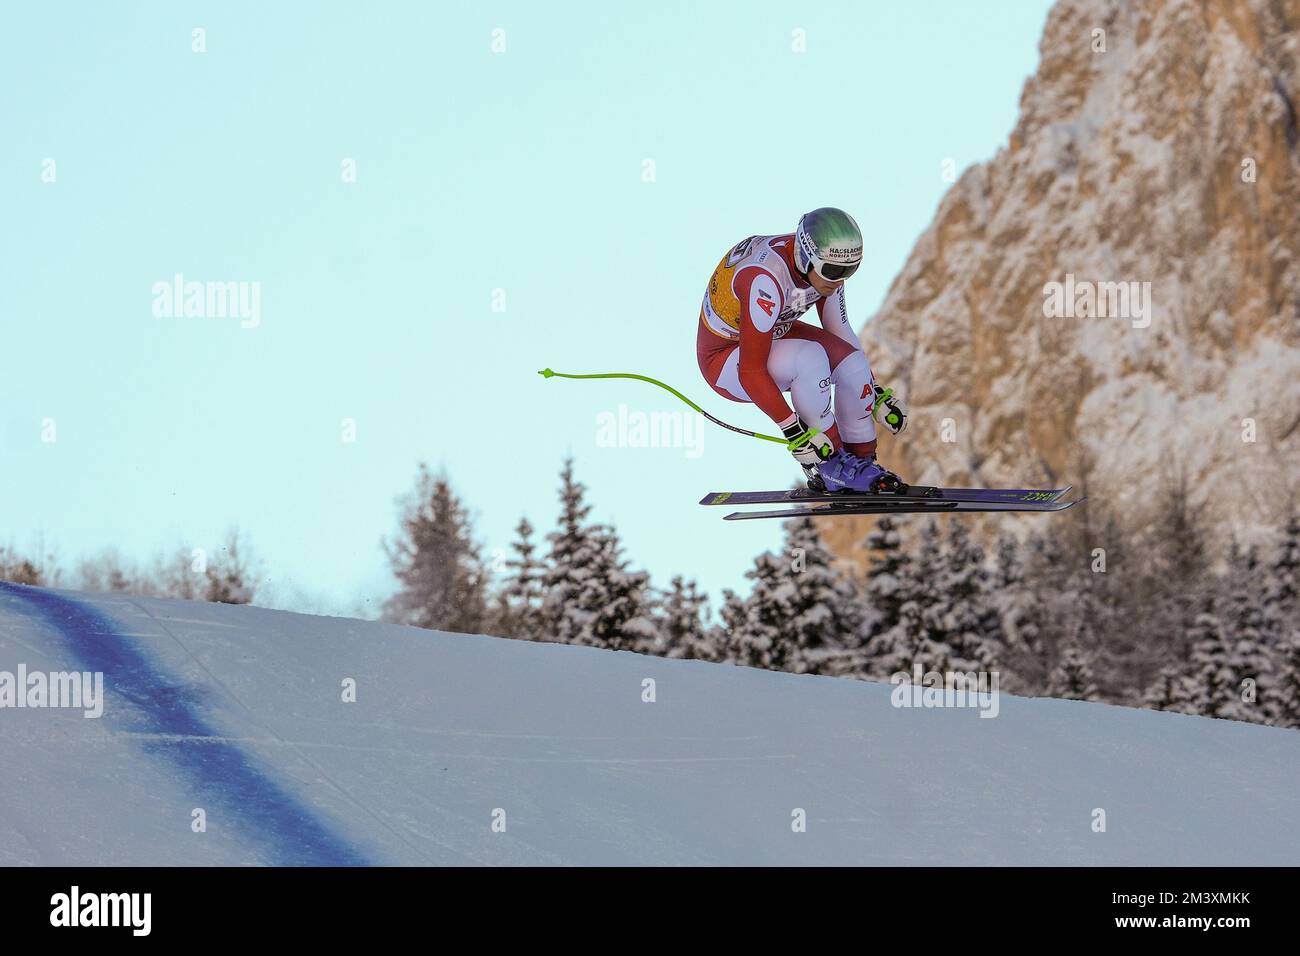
[[696, 233, 878, 455]]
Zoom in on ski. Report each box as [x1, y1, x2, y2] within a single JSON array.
[[720, 497, 1083, 521], [700, 484, 1072, 507]]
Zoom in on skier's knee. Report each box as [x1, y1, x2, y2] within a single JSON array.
[[796, 342, 832, 384], [832, 349, 871, 387]]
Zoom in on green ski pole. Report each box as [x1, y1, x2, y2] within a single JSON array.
[[537, 368, 825, 453]]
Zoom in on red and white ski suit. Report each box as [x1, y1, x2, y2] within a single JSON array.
[[696, 233, 878, 455]]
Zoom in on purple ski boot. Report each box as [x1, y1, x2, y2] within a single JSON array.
[[814, 450, 904, 494]]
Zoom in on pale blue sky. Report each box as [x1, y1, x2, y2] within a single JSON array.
[[0, 1, 1053, 614]]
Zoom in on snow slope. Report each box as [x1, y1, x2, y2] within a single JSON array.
[[2, 582, 1297, 866]]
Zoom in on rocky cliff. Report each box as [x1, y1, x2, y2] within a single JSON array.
[[847, 0, 1300, 555]]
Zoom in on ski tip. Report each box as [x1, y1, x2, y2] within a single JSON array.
[[700, 492, 734, 506], [537, 367, 554, 378], [1050, 496, 1085, 511]]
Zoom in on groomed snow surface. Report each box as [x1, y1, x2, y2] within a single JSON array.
[[2, 582, 1297, 866]]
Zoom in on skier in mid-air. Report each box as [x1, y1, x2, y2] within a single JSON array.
[[543, 205, 1078, 518], [696, 207, 909, 493]]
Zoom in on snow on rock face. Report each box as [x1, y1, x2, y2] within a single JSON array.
[[854, 0, 1300, 550], [3, 585, 1299, 865]]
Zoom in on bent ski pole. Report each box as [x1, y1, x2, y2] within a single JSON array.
[[537, 368, 825, 452]]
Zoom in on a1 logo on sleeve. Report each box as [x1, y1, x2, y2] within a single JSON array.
[[750, 275, 780, 332]]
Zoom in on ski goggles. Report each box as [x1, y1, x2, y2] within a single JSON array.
[[810, 256, 861, 282]]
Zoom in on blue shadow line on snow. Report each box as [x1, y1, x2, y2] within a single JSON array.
[[0, 582, 370, 866]]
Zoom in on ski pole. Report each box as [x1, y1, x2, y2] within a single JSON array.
[[537, 368, 826, 452]]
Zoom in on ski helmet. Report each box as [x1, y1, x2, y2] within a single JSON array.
[[794, 207, 863, 282]]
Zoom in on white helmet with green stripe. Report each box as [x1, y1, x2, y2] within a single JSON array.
[[794, 207, 863, 282]]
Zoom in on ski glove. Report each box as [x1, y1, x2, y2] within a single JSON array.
[[872, 385, 907, 434], [780, 415, 835, 467]]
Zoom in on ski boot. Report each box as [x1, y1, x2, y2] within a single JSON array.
[[814, 450, 905, 494]]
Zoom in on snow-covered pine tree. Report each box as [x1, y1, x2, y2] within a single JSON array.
[[1142, 664, 1196, 715], [541, 458, 600, 645], [1076, 549, 1135, 702], [727, 550, 799, 671], [897, 596, 954, 677], [861, 516, 910, 639], [865, 520, 955, 678], [717, 587, 750, 664], [383, 466, 486, 632], [1271, 631, 1300, 729], [578, 525, 657, 652], [933, 520, 1002, 672], [1187, 596, 1234, 718], [1220, 556, 1275, 724], [540, 459, 655, 651], [1046, 636, 1099, 701], [1151, 474, 1209, 662], [1263, 511, 1299, 635], [992, 533, 1022, 591], [494, 517, 546, 641], [1023, 523, 1069, 579], [784, 513, 868, 674], [1004, 596, 1050, 694], [1006, 526, 1085, 695], [989, 532, 1038, 693], [656, 575, 715, 660], [725, 514, 865, 675]]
